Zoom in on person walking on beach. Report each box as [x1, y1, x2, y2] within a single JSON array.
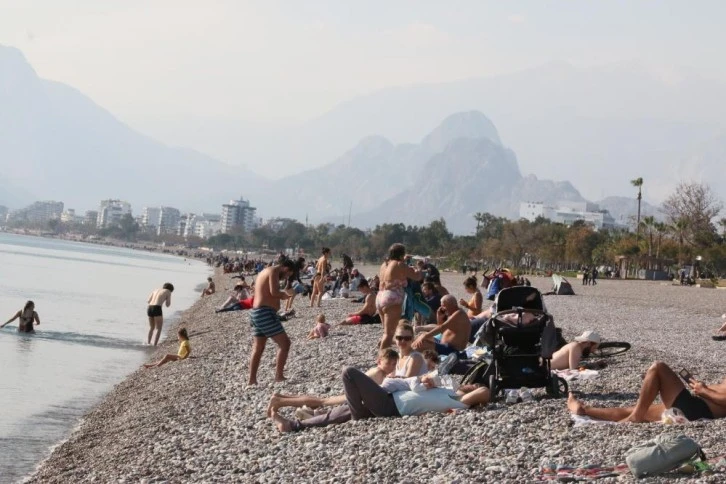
[[1, 301, 40, 333], [248, 259, 297, 386], [144, 327, 191, 368], [147, 283, 174, 346]]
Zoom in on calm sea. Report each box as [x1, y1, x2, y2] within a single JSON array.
[[0, 233, 209, 482]]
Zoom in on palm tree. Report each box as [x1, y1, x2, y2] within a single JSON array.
[[631, 177, 644, 244], [640, 215, 656, 258], [654, 221, 668, 261], [719, 218, 726, 239], [671, 217, 689, 266]]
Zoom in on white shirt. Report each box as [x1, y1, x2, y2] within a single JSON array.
[[393, 388, 468, 416]]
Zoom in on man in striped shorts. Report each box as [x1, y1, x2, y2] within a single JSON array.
[[248, 258, 297, 386]]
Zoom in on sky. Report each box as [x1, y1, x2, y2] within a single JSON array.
[[3, 0, 726, 124]]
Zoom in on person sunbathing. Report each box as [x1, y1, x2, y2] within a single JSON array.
[[338, 279, 380, 325], [567, 361, 726, 422], [459, 276, 483, 318], [551, 331, 600, 370], [412, 295, 471, 356], [267, 348, 399, 417]]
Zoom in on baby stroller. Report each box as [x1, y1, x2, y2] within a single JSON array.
[[468, 286, 568, 398]]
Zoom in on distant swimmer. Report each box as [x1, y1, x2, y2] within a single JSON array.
[[201, 277, 216, 297], [1, 301, 40, 333], [147, 283, 174, 346]]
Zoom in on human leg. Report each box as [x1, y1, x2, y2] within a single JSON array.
[[270, 332, 291, 382], [379, 304, 402, 349], [342, 367, 399, 420], [567, 393, 665, 422], [147, 317, 155, 345], [459, 386, 491, 407], [622, 361, 686, 422], [248, 336, 267, 385], [152, 317, 163, 346], [144, 354, 180, 368]]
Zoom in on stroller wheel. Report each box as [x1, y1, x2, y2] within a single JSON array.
[[546, 376, 568, 398]]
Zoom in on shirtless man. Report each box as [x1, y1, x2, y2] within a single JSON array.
[[551, 331, 600, 370], [248, 259, 297, 386], [568, 361, 726, 422], [147, 283, 174, 346], [201, 277, 215, 297], [338, 279, 380, 325], [412, 295, 471, 355]]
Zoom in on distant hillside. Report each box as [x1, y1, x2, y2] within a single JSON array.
[[0, 45, 267, 212], [596, 196, 662, 226]]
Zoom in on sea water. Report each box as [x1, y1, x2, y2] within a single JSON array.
[[0, 233, 209, 482]]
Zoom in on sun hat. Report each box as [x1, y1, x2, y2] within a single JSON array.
[[574, 330, 601, 344]]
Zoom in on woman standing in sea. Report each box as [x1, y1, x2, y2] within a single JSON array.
[[1, 301, 40, 333]]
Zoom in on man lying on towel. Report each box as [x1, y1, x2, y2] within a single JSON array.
[[567, 361, 726, 422]]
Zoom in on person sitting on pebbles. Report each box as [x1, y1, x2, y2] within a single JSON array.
[[713, 314, 726, 340], [412, 295, 471, 356], [144, 328, 191, 368], [201, 277, 215, 297], [307, 314, 330, 339], [270, 366, 490, 433], [567, 361, 726, 422], [551, 331, 601, 370], [337, 279, 381, 326]]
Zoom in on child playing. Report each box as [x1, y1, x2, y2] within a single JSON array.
[[307, 314, 330, 339], [144, 328, 191, 368]]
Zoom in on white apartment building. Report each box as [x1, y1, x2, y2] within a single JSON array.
[[0, 205, 8, 223], [221, 198, 257, 234], [97, 200, 132, 228], [9, 201, 64, 224], [84, 210, 99, 226], [519, 201, 617, 229], [141, 207, 161, 229], [158, 207, 181, 235], [181, 213, 221, 239]]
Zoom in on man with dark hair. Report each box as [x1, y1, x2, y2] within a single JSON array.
[[146, 283, 174, 346], [248, 259, 296, 386]]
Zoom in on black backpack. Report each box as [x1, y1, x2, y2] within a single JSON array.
[[461, 360, 492, 386]]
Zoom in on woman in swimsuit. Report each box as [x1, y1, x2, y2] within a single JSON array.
[[377, 243, 422, 349], [1, 301, 40, 333], [310, 248, 331, 308], [392, 321, 427, 377], [459, 276, 483, 318]]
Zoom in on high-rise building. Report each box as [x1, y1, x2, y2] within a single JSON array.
[[84, 210, 99, 226], [8, 201, 64, 224], [97, 200, 132, 228], [221, 198, 257, 234], [181, 213, 222, 239], [60, 209, 83, 223], [158, 207, 181, 235], [141, 207, 161, 229]]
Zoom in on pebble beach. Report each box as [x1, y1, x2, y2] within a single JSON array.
[[25, 268, 726, 483]]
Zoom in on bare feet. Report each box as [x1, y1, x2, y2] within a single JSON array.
[[268, 394, 283, 415], [567, 392, 586, 415], [271, 411, 293, 433], [619, 413, 645, 423], [246, 381, 258, 389], [274, 376, 288, 383]]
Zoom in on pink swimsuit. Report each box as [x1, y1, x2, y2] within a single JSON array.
[[375, 279, 407, 312]]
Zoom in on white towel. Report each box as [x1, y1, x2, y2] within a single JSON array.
[[571, 413, 617, 427], [553, 369, 599, 381]]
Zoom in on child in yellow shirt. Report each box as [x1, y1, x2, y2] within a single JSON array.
[[144, 328, 191, 368]]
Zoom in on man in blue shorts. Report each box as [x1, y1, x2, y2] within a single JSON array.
[[412, 295, 470, 356], [248, 258, 297, 386]]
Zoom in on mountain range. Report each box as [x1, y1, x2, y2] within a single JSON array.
[[0, 45, 699, 233]]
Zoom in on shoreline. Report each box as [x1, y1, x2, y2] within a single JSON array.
[[25, 271, 726, 482]]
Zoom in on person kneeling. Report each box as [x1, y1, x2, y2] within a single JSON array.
[[567, 361, 726, 422], [144, 328, 191, 368]]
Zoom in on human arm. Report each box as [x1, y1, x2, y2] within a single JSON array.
[[165, 293, 172, 307], [402, 353, 425, 378], [352, 294, 376, 316], [412, 308, 448, 349], [690, 380, 726, 406], [1, 311, 21, 328], [269, 270, 289, 300], [147, 292, 153, 304], [34, 311, 40, 325]]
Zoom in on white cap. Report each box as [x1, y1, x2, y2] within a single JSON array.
[[574, 330, 601, 344]]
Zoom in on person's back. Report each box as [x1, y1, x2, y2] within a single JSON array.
[[149, 288, 172, 307], [441, 309, 471, 350]]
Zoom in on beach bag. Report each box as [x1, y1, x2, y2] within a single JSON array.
[[461, 360, 491, 386], [625, 434, 705, 478]]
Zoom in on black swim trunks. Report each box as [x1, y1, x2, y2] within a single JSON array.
[[672, 389, 714, 420], [147, 305, 163, 318]]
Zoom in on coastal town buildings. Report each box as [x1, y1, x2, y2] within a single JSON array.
[[179, 213, 222, 239], [519, 201, 617, 229], [61, 209, 84, 224], [221, 198, 257, 234], [97, 200, 132, 228], [141, 207, 161, 230], [158, 207, 181, 235], [0, 205, 8, 223], [84, 210, 99, 226], [8, 200, 64, 224]]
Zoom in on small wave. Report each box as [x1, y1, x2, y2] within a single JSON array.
[[0, 329, 149, 351]]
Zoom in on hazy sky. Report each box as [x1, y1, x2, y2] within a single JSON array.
[[3, 0, 726, 126]]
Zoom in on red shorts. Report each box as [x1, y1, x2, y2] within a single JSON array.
[[349, 314, 380, 325], [240, 298, 254, 310]]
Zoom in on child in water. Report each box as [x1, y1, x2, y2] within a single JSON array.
[[307, 314, 330, 340], [144, 327, 191, 368]]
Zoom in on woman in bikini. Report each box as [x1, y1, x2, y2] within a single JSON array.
[[459, 276, 483, 318], [310, 248, 331, 308], [377, 244, 422, 349], [1, 301, 40, 333]]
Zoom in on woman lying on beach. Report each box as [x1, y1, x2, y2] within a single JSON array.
[[144, 328, 191, 368], [1, 300, 40, 333]]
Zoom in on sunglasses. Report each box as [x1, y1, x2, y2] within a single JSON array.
[[395, 335, 413, 342]]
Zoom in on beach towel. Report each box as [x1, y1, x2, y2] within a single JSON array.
[[537, 462, 630, 482], [570, 413, 617, 428], [553, 369, 599, 381]]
